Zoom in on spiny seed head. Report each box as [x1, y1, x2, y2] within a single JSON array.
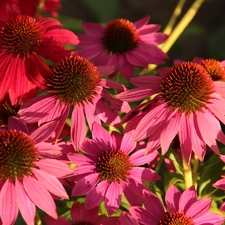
[[158, 211, 194, 225], [102, 18, 140, 54], [161, 62, 214, 114], [47, 55, 101, 106], [95, 149, 132, 183], [199, 59, 225, 81], [0, 130, 38, 182], [0, 15, 43, 58]]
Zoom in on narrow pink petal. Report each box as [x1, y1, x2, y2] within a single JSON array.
[[43, 29, 79, 45], [30, 120, 59, 143], [129, 149, 158, 165], [80, 138, 102, 157], [160, 109, 181, 155], [129, 167, 160, 182], [44, 216, 70, 225], [186, 198, 211, 218], [0, 180, 18, 225], [179, 186, 197, 213], [92, 122, 111, 149], [120, 132, 136, 155], [134, 16, 150, 29], [97, 65, 115, 75], [179, 113, 193, 163], [71, 202, 98, 223], [143, 190, 165, 219], [23, 176, 57, 219], [129, 206, 157, 224], [92, 50, 111, 65], [82, 22, 104, 37], [72, 173, 100, 196], [115, 88, 156, 102], [105, 182, 122, 215], [130, 75, 161, 89], [107, 53, 124, 72], [193, 212, 225, 225], [74, 165, 96, 176], [84, 180, 109, 209], [38, 18, 62, 31], [213, 178, 225, 190], [35, 159, 74, 178], [100, 78, 126, 92], [67, 153, 94, 166], [78, 45, 103, 59], [35, 142, 62, 157], [119, 212, 139, 225], [15, 178, 35, 225], [165, 185, 181, 211], [141, 33, 168, 45], [77, 34, 101, 46], [134, 102, 169, 141], [71, 104, 86, 150], [138, 24, 161, 34], [126, 50, 149, 67], [196, 109, 224, 153], [214, 81, 225, 99], [32, 168, 68, 199], [8, 117, 29, 134]]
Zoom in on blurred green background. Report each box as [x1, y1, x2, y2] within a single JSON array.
[[58, 0, 225, 62]]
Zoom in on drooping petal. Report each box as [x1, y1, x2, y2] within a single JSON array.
[[165, 185, 181, 212]]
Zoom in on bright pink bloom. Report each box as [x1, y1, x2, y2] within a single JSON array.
[[129, 185, 225, 225], [19, 54, 130, 149], [68, 123, 159, 215], [0, 15, 79, 105], [116, 61, 225, 162], [0, 117, 74, 225], [77, 16, 168, 79], [44, 202, 112, 225]]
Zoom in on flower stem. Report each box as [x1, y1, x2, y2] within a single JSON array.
[[163, 0, 187, 35], [182, 155, 193, 188], [192, 154, 199, 188]]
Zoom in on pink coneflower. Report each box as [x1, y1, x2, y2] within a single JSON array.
[[19, 54, 130, 148], [77, 16, 168, 79], [116, 61, 225, 162], [45, 201, 113, 225], [0, 15, 79, 105], [0, 117, 74, 225], [68, 122, 160, 215], [129, 185, 225, 225]]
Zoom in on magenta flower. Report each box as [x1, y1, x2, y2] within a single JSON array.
[[0, 117, 74, 225], [116, 61, 225, 162], [77, 16, 168, 79], [19, 54, 130, 149], [44, 201, 112, 225], [0, 15, 79, 105], [129, 185, 225, 225], [68, 122, 160, 215]]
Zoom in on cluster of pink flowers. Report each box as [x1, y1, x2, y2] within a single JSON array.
[[1, 0, 225, 225]]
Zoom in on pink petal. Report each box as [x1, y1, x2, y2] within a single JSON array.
[[105, 182, 122, 215], [119, 212, 139, 225], [129, 149, 158, 165], [165, 185, 181, 211], [44, 216, 70, 225], [130, 75, 161, 89], [15, 178, 35, 225], [129, 167, 160, 182], [80, 138, 103, 157], [193, 212, 225, 225], [160, 109, 181, 155], [38, 18, 62, 31], [214, 81, 225, 98], [97, 65, 115, 75], [0, 180, 18, 225], [35, 159, 74, 178], [213, 178, 225, 190], [134, 16, 150, 29], [32, 168, 68, 199], [120, 132, 136, 155], [100, 78, 126, 92], [67, 153, 94, 166], [84, 180, 109, 209], [82, 22, 104, 37], [35, 142, 63, 157], [71, 104, 86, 150], [138, 24, 161, 34], [23, 176, 57, 219], [78, 44, 103, 59]]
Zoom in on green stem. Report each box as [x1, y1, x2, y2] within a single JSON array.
[[192, 154, 199, 188], [182, 155, 193, 188]]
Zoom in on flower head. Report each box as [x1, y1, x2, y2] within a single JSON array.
[[19, 54, 130, 148], [78, 16, 168, 79], [129, 185, 225, 225], [68, 123, 159, 215], [0, 15, 79, 105], [0, 117, 74, 225], [116, 61, 225, 162]]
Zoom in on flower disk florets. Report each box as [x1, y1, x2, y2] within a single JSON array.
[[0, 130, 37, 181], [161, 62, 214, 114], [199, 59, 225, 81], [0, 15, 43, 57], [158, 211, 194, 225], [102, 18, 140, 54], [47, 55, 101, 105], [95, 149, 132, 183]]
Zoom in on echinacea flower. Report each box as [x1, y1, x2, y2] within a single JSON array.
[[0, 15, 79, 105], [116, 61, 225, 162], [129, 185, 225, 225], [45, 201, 112, 225], [0, 117, 74, 225], [68, 122, 159, 215], [77, 16, 168, 79], [19, 54, 130, 148]]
